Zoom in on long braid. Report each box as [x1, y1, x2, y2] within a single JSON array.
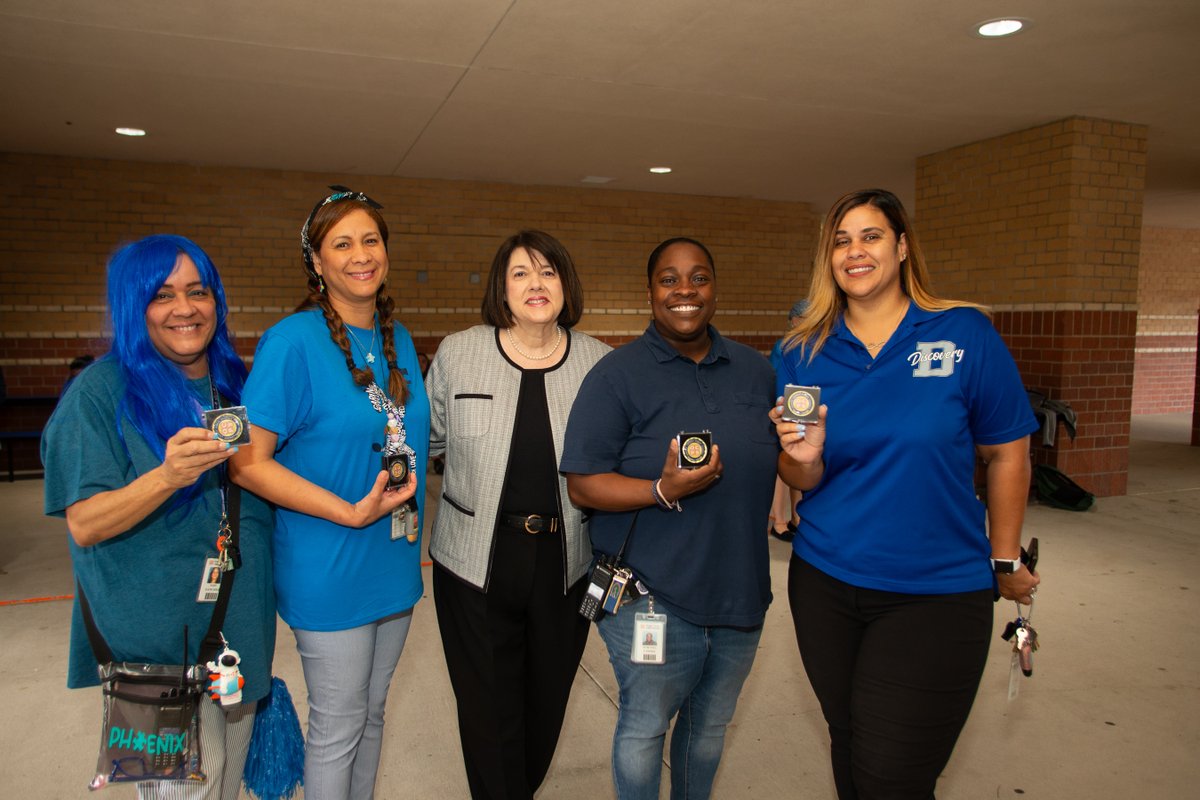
[[303, 273, 374, 390], [376, 288, 410, 404]]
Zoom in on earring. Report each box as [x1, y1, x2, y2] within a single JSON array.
[[318, 275, 326, 293]]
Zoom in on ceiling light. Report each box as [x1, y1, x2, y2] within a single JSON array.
[[115, 127, 146, 137], [975, 18, 1028, 37], [649, 167, 672, 174], [581, 176, 615, 184]]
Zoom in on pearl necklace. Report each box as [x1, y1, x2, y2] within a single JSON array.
[[345, 321, 378, 365], [507, 325, 563, 361]]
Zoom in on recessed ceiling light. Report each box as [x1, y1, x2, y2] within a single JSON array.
[[581, 176, 615, 184], [975, 18, 1028, 37], [115, 127, 146, 137], [649, 167, 672, 174]]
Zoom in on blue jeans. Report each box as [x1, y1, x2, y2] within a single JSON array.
[[293, 613, 413, 800], [597, 595, 761, 800]]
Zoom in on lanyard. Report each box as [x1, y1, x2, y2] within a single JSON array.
[[365, 381, 416, 475], [208, 379, 238, 572]]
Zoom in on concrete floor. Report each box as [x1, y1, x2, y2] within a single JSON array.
[[1, 413, 1197, 799]]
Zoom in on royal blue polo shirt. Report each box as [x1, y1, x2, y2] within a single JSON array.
[[777, 305, 1039, 595], [561, 323, 778, 628]]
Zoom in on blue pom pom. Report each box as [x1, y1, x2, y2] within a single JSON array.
[[243, 677, 305, 800]]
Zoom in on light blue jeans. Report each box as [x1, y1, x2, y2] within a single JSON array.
[[597, 595, 761, 800], [293, 613, 413, 800]]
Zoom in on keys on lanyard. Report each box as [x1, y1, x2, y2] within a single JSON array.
[[215, 515, 241, 572], [1001, 597, 1039, 700]]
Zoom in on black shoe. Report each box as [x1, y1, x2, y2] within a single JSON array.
[[769, 527, 795, 543]]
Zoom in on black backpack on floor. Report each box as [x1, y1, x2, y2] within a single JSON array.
[[1032, 464, 1096, 511]]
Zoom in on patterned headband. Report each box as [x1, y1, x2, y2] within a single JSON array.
[[301, 185, 384, 270]]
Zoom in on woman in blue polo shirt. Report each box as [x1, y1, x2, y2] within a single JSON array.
[[774, 188, 1041, 799], [562, 237, 778, 800]]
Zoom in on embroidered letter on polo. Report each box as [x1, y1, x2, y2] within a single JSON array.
[[908, 341, 962, 377]]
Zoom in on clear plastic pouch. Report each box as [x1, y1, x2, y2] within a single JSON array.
[[90, 662, 206, 790]]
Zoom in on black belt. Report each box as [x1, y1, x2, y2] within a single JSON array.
[[499, 512, 561, 534]]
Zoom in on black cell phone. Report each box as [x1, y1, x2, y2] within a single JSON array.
[[579, 560, 616, 622], [1021, 537, 1039, 573]]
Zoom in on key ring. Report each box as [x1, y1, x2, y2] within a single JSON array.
[[1015, 594, 1034, 622]]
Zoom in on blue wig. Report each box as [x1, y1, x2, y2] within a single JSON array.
[[106, 235, 248, 505]]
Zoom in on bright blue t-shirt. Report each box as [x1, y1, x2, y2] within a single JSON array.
[[777, 305, 1039, 594], [42, 359, 276, 700], [241, 309, 429, 631], [561, 323, 777, 628]]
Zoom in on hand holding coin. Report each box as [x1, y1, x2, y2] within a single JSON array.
[[658, 436, 723, 504], [159, 427, 237, 489], [345, 468, 417, 528], [770, 399, 827, 466]]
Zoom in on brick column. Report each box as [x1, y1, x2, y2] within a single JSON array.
[[917, 117, 1147, 497], [1193, 313, 1200, 446]]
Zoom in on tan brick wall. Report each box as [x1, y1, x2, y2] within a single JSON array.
[[1133, 226, 1199, 413], [916, 117, 1146, 306], [0, 152, 819, 396], [916, 117, 1149, 497]]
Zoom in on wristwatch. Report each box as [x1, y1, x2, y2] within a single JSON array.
[[990, 558, 1022, 574]]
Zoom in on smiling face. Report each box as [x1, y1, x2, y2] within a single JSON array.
[[505, 247, 564, 329], [144, 253, 217, 378], [830, 204, 908, 307], [311, 208, 388, 317], [648, 241, 717, 358]]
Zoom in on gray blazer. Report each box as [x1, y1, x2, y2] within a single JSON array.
[[426, 325, 611, 591]]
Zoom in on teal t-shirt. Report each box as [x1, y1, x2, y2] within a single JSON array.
[[241, 309, 429, 631], [41, 359, 276, 701]]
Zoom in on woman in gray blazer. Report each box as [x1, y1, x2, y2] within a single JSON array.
[[426, 230, 610, 800]]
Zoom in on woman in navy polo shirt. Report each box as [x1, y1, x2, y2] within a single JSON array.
[[562, 237, 778, 800], [774, 188, 1041, 799]]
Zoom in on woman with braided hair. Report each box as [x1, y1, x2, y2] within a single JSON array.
[[230, 187, 428, 800]]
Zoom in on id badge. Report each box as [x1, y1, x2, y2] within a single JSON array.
[[197, 557, 222, 602], [391, 503, 420, 542], [631, 612, 667, 665]]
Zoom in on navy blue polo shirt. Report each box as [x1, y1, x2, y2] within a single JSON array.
[[777, 305, 1039, 595], [561, 323, 777, 627]]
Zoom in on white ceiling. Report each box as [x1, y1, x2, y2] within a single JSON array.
[[2, 0, 1198, 228]]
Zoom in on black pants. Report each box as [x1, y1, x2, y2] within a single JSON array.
[[788, 555, 993, 800], [433, 526, 590, 800]]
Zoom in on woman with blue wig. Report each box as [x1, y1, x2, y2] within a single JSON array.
[[42, 235, 277, 799]]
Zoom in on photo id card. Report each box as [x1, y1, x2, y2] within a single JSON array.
[[197, 557, 223, 602], [203, 405, 251, 445], [632, 612, 667, 665]]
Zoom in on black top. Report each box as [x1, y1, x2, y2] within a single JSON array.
[[497, 338, 566, 518]]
